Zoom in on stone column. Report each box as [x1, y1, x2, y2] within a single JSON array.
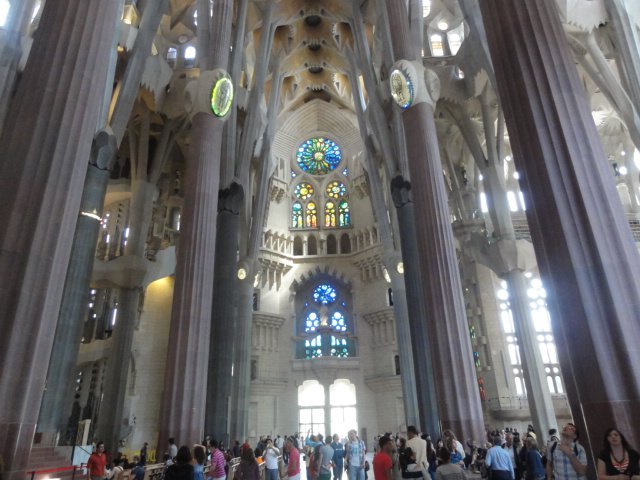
[[37, 0, 169, 442], [385, 0, 485, 442], [391, 178, 442, 437], [480, 0, 640, 458], [0, 0, 121, 477], [205, 183, 244, 443], [347, 56, 423, 429], [37, 141, 114, 437], [0, 0, 37, 131], [230, 262, 257, 443], [157, 0, 233, 450]]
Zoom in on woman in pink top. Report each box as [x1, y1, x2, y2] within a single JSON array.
[[210, 440, 227, 480], [286, 437, 301, 480]]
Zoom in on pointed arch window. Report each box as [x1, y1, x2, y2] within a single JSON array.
[[325, 201, 337, 227], [292, 202, 303, 228], [339, 200, 350, 227], [306, 202, 317, 228]]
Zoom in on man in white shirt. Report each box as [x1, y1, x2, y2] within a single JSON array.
[[264, 438, 281, 480], [406, 426, 427, 477]]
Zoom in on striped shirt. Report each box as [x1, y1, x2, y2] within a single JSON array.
[[211, 449, 226, 478]]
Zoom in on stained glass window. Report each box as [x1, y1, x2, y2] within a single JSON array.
[[331, 311, 347, 332], [326, 181, 346, 199], [330, 336, 350, 357], [325, 201, 336, 227], [306, 202, 317, 228], [292, 202, 303, 228], [305, 312, 320, 333], [295, 183, 314, 200], [297, 137, 342, 175], [313, 284, 337, 305], [291, 170, 297, 179], [342, 167, 349, 176], [339, 201, 350, 227], [305, 335, 323, 358]]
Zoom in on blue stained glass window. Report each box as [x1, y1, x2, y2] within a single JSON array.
[[292, 202, 303, 228], [297, 138, 342, 175], [291, 170, 297, 178], [313, 284, 337, 305], [339, 200, 350, 227], [342, 167, 349, 176], [331, 311, 347, 332], [305, 312, 320, 333]]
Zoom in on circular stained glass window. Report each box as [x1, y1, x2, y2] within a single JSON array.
[[297, 137, 342, 175], [313, 284, 337, 305], [326, 181, 346, 198], [331, 311, 347, 332], [294, 183, 314, 200], [305, 312, 320, 333]]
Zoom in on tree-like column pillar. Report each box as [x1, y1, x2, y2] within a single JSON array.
[[480, 0, 640, 459], [0, 1, 121, 477]]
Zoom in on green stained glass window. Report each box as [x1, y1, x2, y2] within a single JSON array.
[[292, 202, 303, 228], [295, 183, 314, 200], [326, 181, 346, 199], [338, 200, 350, 227], [325, 201, 336, 227], [296, 137, 342, 175]]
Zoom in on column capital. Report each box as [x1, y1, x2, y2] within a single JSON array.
[[390, 60, 440, 110], [390, 175, 413, 209], [218, 181, 245, 214], [185, 69, 234, 120], [90, 128, 118, 170]]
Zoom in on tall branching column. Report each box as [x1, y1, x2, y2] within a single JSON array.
[[37, 0, 170, 445], [385, 0, 485, 442], [0, 0, 121, 477], [158, 0, 234, 450], [480, 0, 640, 461]]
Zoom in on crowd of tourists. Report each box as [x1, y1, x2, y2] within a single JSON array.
[[84, 423, 640, 480]]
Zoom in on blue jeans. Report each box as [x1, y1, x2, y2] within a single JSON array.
[[266, 469, 278, 480], [333, 463, 343, 480], [348, 466, 364, 480]]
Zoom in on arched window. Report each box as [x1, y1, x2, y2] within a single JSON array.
[[306, 202, 317, 228], [327, 234, 337, 254], [339, 200, 350, 227], [166, 47, 178, 67], [430, 34, 444, 56], [308, 235, 318, 255], [0, 0, 9, 27], [293, 236, 303, 256], [184, 46, 197, 68], [325, 201, 336, 227], [296, 278, 355, 359], [340, 233, 351, 254], [292, 202, 303, 228]]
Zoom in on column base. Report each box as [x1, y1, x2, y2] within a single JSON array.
[[0, 421, 36, 480]]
